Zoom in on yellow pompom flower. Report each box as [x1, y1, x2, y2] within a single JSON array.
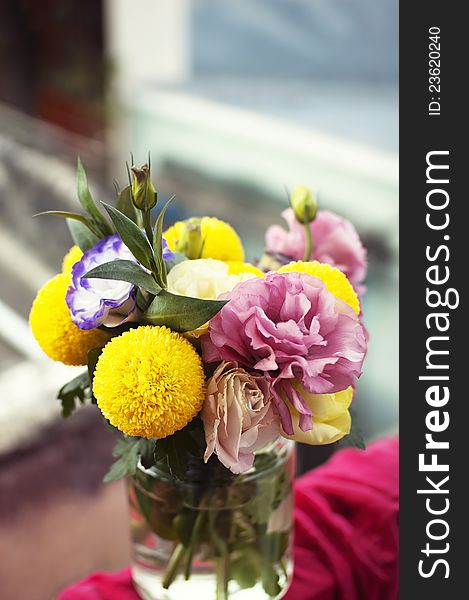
[[93, 326, 205, 439], [164, 217, 244, 262], [280, 385, 353, 445], [29, 273, 110, 365], [278, 261, 360, 315], [62, 245, 83, 274], [226, 261, 264, 278]]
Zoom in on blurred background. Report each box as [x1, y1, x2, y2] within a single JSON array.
[[0, 1, 398, 598]]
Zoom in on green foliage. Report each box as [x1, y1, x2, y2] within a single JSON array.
[[135, 288, 153, 312], [152, 196, 174, 287], [103, 437, 142, 482], [35, 211, 101, 239], [67, 218, 99, 251], [57, 347, 104, 417], [261, 562, 282, 597], [83, 260, 161, 295], [174, 511, 199, 547], [57, 371, 91, 417], [104, 422, 205, 484], [76, 158, 113, 237], [155, 439, 188, 480], [37, 160, 229, 338], [230, 549, 260, 589], [144, 290, 228, 332], [101, 202, 155, 271], [116, 185, 138, 223], [259, 531, 289, 564], [87, 347, 103, 382], [126, 432, 293, 598], [244, 457, 289, 526], [154, 429, 199, 481], [36, 160, 116, 242]]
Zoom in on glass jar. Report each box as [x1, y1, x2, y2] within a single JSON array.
[[128, 437, 295, 600]]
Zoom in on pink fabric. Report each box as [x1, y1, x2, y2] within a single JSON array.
[[57, 569, 134, 600], [58, 438, 398, 600], [288, 437, 399, 600]]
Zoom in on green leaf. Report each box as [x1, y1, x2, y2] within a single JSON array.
[[103, 437, 141, 482], [261, 566, 282, 597], [83, 260, 161, 295], [98, 321, 139, 335], [153, 195, 174, 286], [230, 549, 260, 589], [35, 211, 101, 238], [260, 531, 289, 564], [77, 158, 113, 236], [139, 439, 157, 470], [167, 443, 188, 481], [174, 425, 203, 459], [144, 290, 228, 332], [57, 371, 91, 418], [174, 511, 199, 547], [102, 202, 155, 271], [116, 185, 138, 223], [87, 347, 103, 381], [67, 218, 99, 251], [136, 288, 152, 312], [150, 423, 209, 482], [154, 437, 188, 481]]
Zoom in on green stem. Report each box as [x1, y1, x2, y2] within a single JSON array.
[[303, 217, 313, 261], [216, 555, 229, 600], [184, 509, 207, 580], [208, 506, 230, 599], [136, 209, 144, 229], [208, 507, 228, 556], [142, 207, 167, 288], [161, 542, 185, 589], [143, 209, 154, 250]]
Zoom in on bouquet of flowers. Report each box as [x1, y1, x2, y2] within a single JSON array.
[[30, 160, 368, 599]]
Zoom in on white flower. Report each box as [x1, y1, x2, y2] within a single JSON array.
[[167, 258, 255, 300]]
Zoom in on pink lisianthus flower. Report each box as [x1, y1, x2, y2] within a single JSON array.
[[265, 208, 367, 294], [202, 361, 278, 474], [202, 272, 367, 436]]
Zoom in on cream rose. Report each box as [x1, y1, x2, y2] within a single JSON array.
[[280, 385, 353, 445], [167, 259, 258, 338], [202, 361, 279, 474], [167, 258, 255, 300]]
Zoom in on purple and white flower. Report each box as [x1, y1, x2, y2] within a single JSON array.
[[66, 233, 173, 330]]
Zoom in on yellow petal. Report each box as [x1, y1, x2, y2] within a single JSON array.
[[62, 245, 83, 275], [281, 386, 353, 446], [278, 261, 359, 315], [164, 217, 244, 262]]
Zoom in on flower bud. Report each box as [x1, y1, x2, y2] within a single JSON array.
[[130, 164, 157, 210], [176, 218, 205, 259], [291, 185, 317, 224]]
